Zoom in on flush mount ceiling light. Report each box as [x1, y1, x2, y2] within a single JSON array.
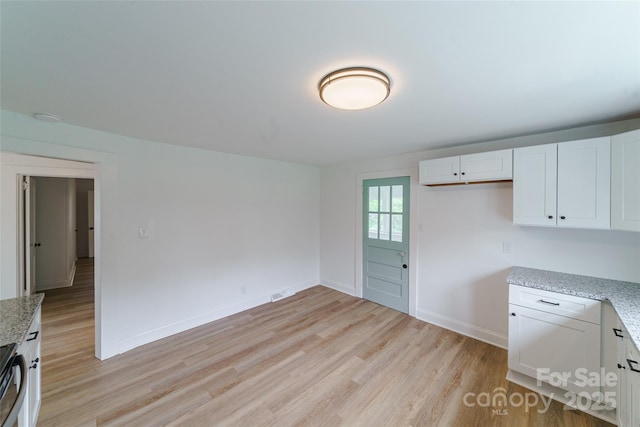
[[319, 67, 390, 111], [33, 112, 62, 122]]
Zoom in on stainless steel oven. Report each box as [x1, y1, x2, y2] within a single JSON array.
[[0, 343, 26, 427]]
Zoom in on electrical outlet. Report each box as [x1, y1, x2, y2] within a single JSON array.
[[502, 241, 512, 254]]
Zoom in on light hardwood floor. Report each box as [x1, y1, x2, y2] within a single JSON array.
[[38, 259, 613, 426]]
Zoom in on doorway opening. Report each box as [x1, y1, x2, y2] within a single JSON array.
[[2, 152, 101, 358], [21, 177, 94, 295]]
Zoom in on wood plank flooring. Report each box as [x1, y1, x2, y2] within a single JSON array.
[[38, 259, 613, 426]]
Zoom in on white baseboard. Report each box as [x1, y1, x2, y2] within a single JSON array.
[[416, 308, 507, 349], [117, 279, 320, 355], [320, 279, 357, 297], [68, 262, 76, 286], [118, 294, 271, 354]]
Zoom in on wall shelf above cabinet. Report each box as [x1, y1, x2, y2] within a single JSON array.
[[419, 149, 513, 186]]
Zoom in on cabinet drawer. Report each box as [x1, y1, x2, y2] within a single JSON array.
[[509, 285, 601, 324]]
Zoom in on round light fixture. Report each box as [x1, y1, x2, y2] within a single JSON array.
[[319, 67, 390, 111], [33, 112, 62, 122]]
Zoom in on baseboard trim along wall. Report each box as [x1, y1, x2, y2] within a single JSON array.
[[416, 308, 507, 350], [320, 280, 357, 297], [117, 280, 319, 355]]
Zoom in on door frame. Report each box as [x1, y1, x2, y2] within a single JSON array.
[[1, 152, 102, 356], [355, 167, 419, 317]]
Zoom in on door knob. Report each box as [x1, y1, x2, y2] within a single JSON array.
[[402, 264, 407, 269], [34, 243, 41, 247]]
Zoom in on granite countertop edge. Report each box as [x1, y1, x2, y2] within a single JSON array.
[[0, 294, 44, 347], [506, 266, 640, 353]]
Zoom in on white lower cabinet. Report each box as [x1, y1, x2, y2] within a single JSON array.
[[17, 307, 42, 427], [507, 285, 621, 423], [508, 286, 601, 396], [613, 314, 640, 427]]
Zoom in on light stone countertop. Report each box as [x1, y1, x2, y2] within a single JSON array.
[[506, 266, 640, 353], [0, 294, 44, 347]]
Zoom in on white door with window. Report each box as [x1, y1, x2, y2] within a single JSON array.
[[363, 177, 410, 313]]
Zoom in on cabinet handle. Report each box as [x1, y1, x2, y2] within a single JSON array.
[[30, 363, 38, 370], [453, 173, 458, 176], [628, 359, 640, 373], [613, 328, 624, 338], [618, 363, 626, 370], [510, 313, 516, 316], [461, 172, 466, 176], [547, 215, 553, 219], [538, 299, 560, 306], [26, 331, 39, 341], [560, 216, 566, 220]]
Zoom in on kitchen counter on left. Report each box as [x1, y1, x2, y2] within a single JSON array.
[[0, 294, 44, 347]]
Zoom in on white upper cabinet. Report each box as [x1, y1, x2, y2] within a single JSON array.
[[513, 144, 558, 226], [513, 137, 611, 229], [557, 137, 610, 229], [611, 129, 640, 232], [418, 156, 460, 184], [419, 149, 512, 185]]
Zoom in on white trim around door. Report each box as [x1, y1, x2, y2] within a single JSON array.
[[0, 152, 102, 357]]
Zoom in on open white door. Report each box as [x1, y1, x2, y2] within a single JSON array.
[[88, 190, 94, 258], [26, 177, 37, 295], [18, 176, 37, 296]]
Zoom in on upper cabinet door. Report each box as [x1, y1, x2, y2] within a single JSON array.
[[419, 156, 460, 184], [611, 129, 640, 232], [460, 149, 513, 182], [513, 144, 558, 227], [557, 137, 611, 229]]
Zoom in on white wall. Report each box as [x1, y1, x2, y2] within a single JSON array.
[[1, 110, 320, 359], [34, 177, 77, 291], [320, 118, 640, 348]]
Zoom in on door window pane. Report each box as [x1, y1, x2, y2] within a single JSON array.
[[391, 214, 403, 242], [379, 186, 390, 212], [368, 213, 378, 239], [392, 185, 403, 213], [379, 214, 390, 240], [369, 187, 379, 212]]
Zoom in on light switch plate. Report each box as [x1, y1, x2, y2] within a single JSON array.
[[138, 226, 149, 238]]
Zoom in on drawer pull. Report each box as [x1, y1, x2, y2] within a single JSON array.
[[613, 328, 624, 338], [26, 331, 39, 341], [628, 359, 640, 373], [538, 299, 560, 306]]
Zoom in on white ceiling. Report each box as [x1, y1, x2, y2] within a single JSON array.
[[1, 1, 639, 165]]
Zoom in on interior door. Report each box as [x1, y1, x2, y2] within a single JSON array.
[[88, 190, 94, 258], [26, 177, 37, 295], [363, 177, 410, 313]]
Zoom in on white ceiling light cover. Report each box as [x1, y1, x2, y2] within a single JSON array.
[[319, 67, 391, 111]]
